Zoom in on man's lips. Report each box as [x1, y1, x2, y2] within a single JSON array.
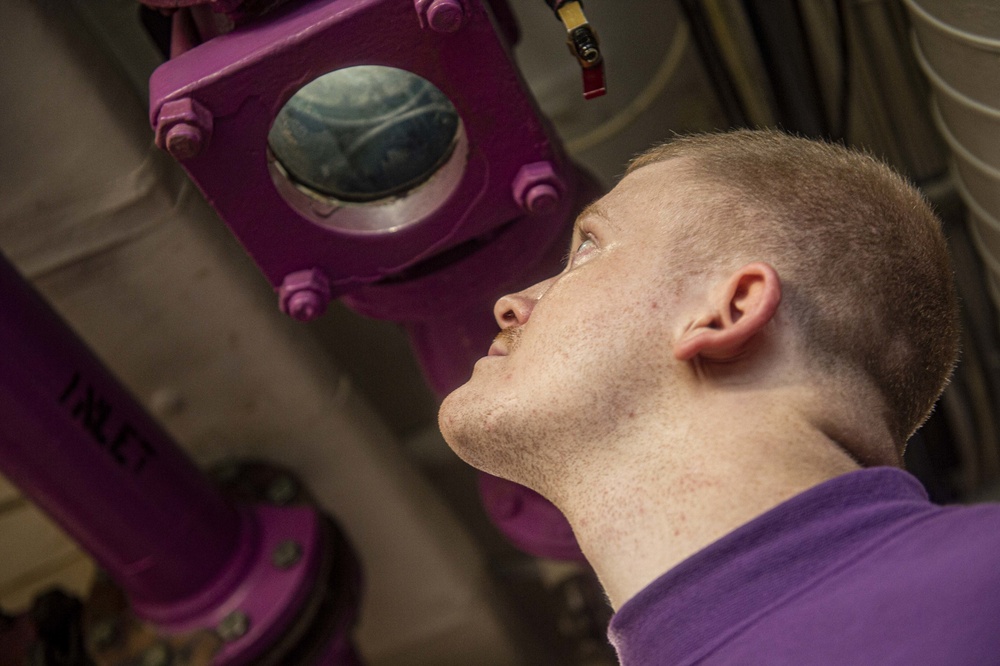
[[487, 341, 507, 357]]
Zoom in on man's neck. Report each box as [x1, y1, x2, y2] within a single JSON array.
[[554, 413, 862, 610]]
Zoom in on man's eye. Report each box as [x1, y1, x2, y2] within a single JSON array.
[[565, 236, 597, 269], [576, 238, 596, 255]]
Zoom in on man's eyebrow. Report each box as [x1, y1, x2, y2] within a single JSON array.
[[572, 201, 614, 238]]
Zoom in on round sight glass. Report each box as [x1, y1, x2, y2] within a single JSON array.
[[269, 66, 461, 205]]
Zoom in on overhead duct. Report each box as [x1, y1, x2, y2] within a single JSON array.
[[905, 0, 1000, 315]]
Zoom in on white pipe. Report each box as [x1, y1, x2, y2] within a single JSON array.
[[905, 0, 1000, 320]]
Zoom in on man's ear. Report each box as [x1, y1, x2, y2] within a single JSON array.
[[673, 262, 782, 362]]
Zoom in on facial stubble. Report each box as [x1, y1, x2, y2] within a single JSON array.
[[495, 326, 523, 354]]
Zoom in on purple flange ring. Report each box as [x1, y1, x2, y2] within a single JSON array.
[[131, 504, 322, 664]]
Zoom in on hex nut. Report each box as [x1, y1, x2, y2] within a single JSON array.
[[512, 161, 564, 214], [87, 617, 121, 651], [139, 642, 173, 666], [217, 610, 250, 642], [415, 0, 465, 33], [154, 98, 213, 160], [164, 123, 203, 161], [524, 183, 560, 214], [278, 269, 332, 322], [272, 540, 303, 569], [286, 291, 323, 322]]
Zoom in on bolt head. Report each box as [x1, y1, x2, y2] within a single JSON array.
[[139, 642, 172, 666], [524, 183, 559, 214], [287, 290, 323, 322], [272, 540, 304, 569], [217, 610, 250, 642], [154, 98, 213, 159], [165, 123, 203, 160], [87, 618, 120, 651], [278, 269, 332, 322], [512, 161, 563, 214], [428, 0, 464, 32]]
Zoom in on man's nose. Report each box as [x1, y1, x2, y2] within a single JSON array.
[[493, 277, 554, 328]]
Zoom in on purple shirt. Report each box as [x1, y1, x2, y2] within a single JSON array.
[[608, 467, 1000, 665]]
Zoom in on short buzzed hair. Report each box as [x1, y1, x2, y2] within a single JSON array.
[[629, 129, 960, 448]]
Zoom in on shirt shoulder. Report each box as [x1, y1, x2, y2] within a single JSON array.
[[706, 502, 1000, 665], [609, 469, 1000, 666]]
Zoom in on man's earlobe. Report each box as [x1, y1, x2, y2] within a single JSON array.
[[673, 262, 782, 362]]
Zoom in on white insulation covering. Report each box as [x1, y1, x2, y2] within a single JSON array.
[[906, 0, 1000, 318]]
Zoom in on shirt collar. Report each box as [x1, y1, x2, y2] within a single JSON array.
[[608, 467, 932, 665]]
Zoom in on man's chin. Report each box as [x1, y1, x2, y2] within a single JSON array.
[[437, 384, 500, 473], [437, 383, 472, 453]]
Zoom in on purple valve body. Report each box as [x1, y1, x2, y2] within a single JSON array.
[[0, 5, 593, 663], [149, 0, 595, 562], [148, 0, 595, 393]]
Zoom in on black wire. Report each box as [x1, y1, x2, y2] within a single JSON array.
[[678, 0, 750, 128], [138, 5, 173, 59], [833, 0, 853, 141], [742, 0, 829, 137]]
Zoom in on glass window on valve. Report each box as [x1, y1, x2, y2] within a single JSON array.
[[268, 65, 465, 233]]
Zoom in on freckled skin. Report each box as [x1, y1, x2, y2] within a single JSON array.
[[439, 160, 866, 610], [441, 169, 687, 496]]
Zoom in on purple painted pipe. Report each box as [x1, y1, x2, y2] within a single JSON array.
[[0, 253, 243, 613]]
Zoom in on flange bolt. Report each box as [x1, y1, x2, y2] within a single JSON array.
[[512, 161, 564, 214], [139, 642, 173, 666], [272, 540, 304, 569], [87, 617, 121, 652], [164, 123, 203, 161], [278, 269, 332, 322], [154, 98, 213, 161], [217, 610, 250, 643], [416, 0, 465, 33]]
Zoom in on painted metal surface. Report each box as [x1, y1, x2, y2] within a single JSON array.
[[133, 505, 323, 662], [149, 0, 594, 561], [0, 253, 359, 663], [0, 1, 560, 658], [148, 0, 592, 394], [0, 251, 242, 612]]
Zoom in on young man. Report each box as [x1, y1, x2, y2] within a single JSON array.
[[439, 130, 1000, 664]]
